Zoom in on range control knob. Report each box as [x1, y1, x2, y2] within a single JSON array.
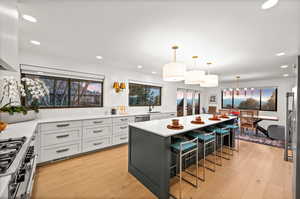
[[16, 174, 25, 183], [19, 168, 26, 175]]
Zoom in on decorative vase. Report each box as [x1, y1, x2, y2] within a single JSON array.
[[0, 110, 37, 124]]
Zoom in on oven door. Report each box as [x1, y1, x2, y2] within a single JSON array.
[[15, 154, 37, 199]]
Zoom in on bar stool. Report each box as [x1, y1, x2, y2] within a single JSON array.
[[214, 128, 233, 166], [170, 138, 199, 199], [187, 130, 217, 182], [225, 124, 240, 152]]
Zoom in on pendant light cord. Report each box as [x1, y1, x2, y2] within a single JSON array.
[[173, 49, 176, 62]]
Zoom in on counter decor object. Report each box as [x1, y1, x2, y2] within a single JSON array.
[[167, 119, 184, 130], [219, 114, 229, 119], [0, 121, 7, 133], [0, 76, 49, 124], [191, 116, 205, 124], [209, 114, 221, 121], [0, 110, 37, 124], [111, 107, 117, 115]]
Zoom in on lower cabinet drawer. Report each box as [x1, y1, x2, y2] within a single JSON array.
[[41, 141, 81, 162], [83, 126, 112, 139], [113, 135, 128, 145], [82, 136, 111, 153], [113, 124, 129, 134], [41, 128, 82, 147]]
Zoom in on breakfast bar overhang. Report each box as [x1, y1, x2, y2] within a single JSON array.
[[128, 114, 236, 199]]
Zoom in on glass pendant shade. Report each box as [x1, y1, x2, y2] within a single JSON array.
[[200, 75, 219, 87], [184, 70, 205, 84]]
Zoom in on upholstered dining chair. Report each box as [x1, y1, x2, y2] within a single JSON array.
[[208, 106, 217, 114], [240, 110, 256, 134]]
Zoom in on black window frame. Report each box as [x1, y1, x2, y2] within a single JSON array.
[[221, 87, 278, 112], [128, 83, 162, 107], [21, 73, 104, 109]]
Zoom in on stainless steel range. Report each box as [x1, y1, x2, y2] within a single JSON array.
[[0, 136, 37, 199]]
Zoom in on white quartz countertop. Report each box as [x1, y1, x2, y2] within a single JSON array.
[[129, 114, 237, 137], [0, 120, 38, 140]]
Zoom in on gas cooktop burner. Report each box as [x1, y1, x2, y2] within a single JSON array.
[[0, 137, 26, 175]]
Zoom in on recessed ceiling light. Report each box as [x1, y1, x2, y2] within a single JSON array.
[[152, 71, 157, 74], [283, 74, 289, 77], [22, 14, 37, 23], [261, 0, 279, 10], [30, 40, 40, 45], [96, 56, 103, 60], [276, 52, 285, 56], [280, 65, 288, 69], [137, 65, 143, 69]]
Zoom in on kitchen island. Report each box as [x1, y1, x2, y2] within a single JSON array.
[[128, 114, 236, 199]]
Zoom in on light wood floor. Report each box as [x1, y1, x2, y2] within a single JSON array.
[[32, 141, 292, 199]]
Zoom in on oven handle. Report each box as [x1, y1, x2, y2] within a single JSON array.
[[25, 154, 38, 197]]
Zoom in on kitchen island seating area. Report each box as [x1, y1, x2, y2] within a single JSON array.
[[128, 114, 239, 199]]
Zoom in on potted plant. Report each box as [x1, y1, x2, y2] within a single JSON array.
[[0, 76, 49, 124]]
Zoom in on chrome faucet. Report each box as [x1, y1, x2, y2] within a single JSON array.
[[148, 105, 154, 113]]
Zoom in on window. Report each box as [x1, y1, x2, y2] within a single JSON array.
[[194, 92, 201, 115], [176, 89, 184, 116], [222, 89, 233, 109], [176, 89, 201, 116], [261, 88, 277, 111], [186, 90, 194, 115], [221, 87, 277, 111], [22, 74, 103, 108], [129, 83, 161, 106]]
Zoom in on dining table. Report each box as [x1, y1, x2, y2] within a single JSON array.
[[238, 114, 279, 138]]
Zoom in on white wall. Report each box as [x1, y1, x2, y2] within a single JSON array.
[[0, 0, 19, 71], [201, 78, 296, 128], [1, 51, 201, 119]]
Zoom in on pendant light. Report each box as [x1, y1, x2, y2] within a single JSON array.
[[163, 46, 186, 81], [200, 62, 219, 87], [184, 56, 205, 84]]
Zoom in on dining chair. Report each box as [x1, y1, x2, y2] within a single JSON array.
[[208, 106, 217, 114], [240, 110, 256, 135], [251, 110, 259, 117], [230, 108, 240, 116], [219, 109, 230, 115]]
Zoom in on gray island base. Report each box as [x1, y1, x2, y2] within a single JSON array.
[[128, 114, 236, 199]]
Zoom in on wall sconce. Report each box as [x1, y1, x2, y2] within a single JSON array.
[[113, 81, 126, 93]]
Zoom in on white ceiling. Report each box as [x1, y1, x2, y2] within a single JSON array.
[[18, 0, 300, 82]]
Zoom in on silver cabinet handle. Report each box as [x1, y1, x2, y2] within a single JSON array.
[[56, 134, 69, 139], [120, 126, 128, 130], [93, 130, 103, 133], [56, 124, 70, 128], [56, 148, 69, 153], [120, 137, 127, 140], [120, 118, 128, 121], [93, 142, 103, 146], [93, 121, 103, 124]]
